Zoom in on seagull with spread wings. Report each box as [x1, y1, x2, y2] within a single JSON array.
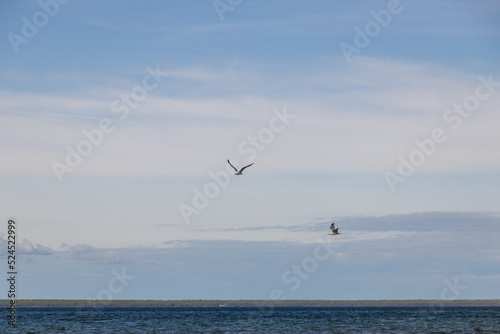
[[227, 159, 254, 175], [328, 223, 340, 235]]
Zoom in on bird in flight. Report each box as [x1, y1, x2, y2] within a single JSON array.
[[328, 223, 340, 235], [227, 159, 254, 175]]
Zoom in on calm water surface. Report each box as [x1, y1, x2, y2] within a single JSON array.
[[1, 306, 499, 333]]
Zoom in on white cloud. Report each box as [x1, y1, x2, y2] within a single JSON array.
[[17, 239, 52, 255], [66, 244, 123, 264], [0, 234, 52, 255]]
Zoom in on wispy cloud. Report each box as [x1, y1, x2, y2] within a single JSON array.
[[195, 224, 312, 233], [1, 57, 498, 179], [326, 211, 500, 232], [165, 211, 500, 245]]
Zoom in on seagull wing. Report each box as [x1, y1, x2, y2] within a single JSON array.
[[239, 163, 254, 173], [330, 223, 335, 232], [227, 159, 238, 172]]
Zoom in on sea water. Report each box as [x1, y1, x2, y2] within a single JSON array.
[[1, 306, 499, 333]]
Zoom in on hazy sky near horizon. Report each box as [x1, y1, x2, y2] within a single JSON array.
[[0, 0, 499, 300]]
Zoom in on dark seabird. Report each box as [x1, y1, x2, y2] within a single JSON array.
[[227, 159, 254, 175], [328, 223, 340, 235]]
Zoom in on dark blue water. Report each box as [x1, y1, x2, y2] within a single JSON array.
[[1, 306, 499, 333]]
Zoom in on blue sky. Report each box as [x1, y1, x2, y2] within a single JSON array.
[[0, 0, 499, 301]]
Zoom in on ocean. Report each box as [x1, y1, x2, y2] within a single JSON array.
[[1, 306, 499, 333]]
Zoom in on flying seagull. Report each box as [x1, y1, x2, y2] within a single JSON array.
[[328, 223, 340, 235], [227, 159, 253, 175]]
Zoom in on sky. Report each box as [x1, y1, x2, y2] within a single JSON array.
[[0, 0, 499, 301]]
